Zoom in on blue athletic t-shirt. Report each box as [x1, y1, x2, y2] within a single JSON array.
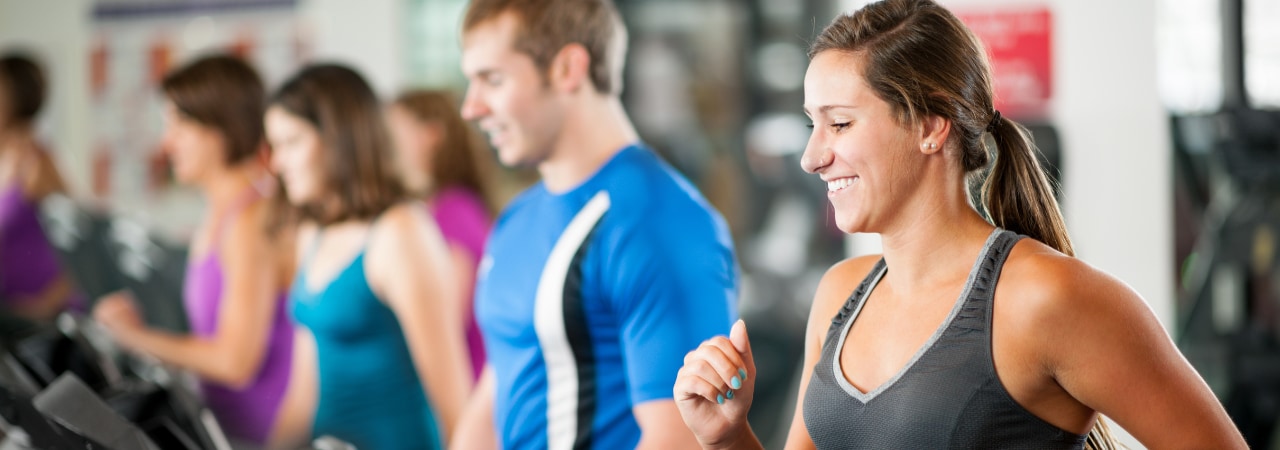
[[475, 144, 739, 450]]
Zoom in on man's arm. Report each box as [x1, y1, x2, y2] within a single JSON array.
[[634, 400, 702, 449], [612, 217, 739, 448]]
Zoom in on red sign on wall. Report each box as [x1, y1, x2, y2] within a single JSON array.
[[955, 8, 1053, 119]]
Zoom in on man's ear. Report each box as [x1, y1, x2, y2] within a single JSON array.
[[547, 43, 592, 94]]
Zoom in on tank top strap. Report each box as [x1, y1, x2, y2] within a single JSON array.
[[299, 204, 393, 276], [966, 229, 1024, 305], [209, 178, 271, 248], [301, 227, 325, 274], [947, 228, 1023, 335], [354, 201, 416, 258], [826, 258, 888, 339]]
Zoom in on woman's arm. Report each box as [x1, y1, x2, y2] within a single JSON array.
[[446, 242, 477, 345], [95, 203, 284, 389], [367, 203, 473, 444], [1017, 252, 1245, 449], [449, 365, 498, 450], [267, 327, 318, 450], [674, 255, 879, 450]]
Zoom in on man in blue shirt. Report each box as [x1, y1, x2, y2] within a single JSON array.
[[453, 0, 739, 449]]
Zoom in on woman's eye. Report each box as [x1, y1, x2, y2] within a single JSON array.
[[806, 122, 850, 131]]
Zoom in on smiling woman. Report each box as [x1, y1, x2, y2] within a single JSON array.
[[673, 0, 1246, 449]]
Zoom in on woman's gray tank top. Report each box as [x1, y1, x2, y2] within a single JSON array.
[[802, 229, 1086, 449]]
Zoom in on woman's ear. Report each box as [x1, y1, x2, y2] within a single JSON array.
[[918, 114, 952, 155]]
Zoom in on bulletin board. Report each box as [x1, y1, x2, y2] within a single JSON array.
[[89, 0, 306, 238]]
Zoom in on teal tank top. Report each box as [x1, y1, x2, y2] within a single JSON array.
[[289, 230, 442, 450]]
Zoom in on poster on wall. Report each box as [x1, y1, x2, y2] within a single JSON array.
[[90, 0, 307, 237], [955, 7, 1054, 121]]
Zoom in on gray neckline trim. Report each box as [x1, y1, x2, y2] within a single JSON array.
[[831, 228, 1004, 403]]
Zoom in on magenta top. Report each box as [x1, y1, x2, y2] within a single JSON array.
[[182, 198, 293, 444], [428, 186, 492, 380], [0, 183, 64, 305]]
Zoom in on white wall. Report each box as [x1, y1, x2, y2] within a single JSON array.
[[0, 0, 405, 188], [1052, 0, 1173, 325], [0, 0, 92, 196], [298, 0, 404, 98]]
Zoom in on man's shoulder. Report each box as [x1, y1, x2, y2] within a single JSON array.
[[597, 158, 721, 228]]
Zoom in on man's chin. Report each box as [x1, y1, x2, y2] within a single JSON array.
[[497, 148, 530, 168]]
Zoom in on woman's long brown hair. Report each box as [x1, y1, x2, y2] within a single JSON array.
[[391, 90, 497, 214], [269, 64, 408, 226]]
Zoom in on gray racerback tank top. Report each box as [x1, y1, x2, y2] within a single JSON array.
[[802, 229, 1087, 449]]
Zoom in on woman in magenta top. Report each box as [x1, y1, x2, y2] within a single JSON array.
[[387, 90, 498, 379], [93, 55, 295, 445], [0, 52, 78, 322]]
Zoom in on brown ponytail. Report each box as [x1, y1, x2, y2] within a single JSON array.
[[812, 0, 1116, 447], [983, 113, 1075, 256]]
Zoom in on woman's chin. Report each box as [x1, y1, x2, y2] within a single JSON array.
[[171, 166, 199, 185], [284, 191, 312, 207], [833, 214, 870, 235]]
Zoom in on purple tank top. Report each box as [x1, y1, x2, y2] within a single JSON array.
[[182, 201, 294, 444], [0, 183, 64, 304], [429, 186, 491, 380]]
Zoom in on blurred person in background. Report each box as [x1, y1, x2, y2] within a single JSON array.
[[265, 64, 471, 450], [387, 89, 496, 381], [93, 54, 295, 447], [0, 52, 78, 322], [452, 0, 739, 448], [674, 0, 1246, 449]]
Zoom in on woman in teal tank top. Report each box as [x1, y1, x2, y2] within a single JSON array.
[[264, 64, 473, 450]]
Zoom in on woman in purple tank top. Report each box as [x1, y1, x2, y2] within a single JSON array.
[[387, 90, 501, 380], [0, 52, 78, 322], [92, 55, 295, 446]]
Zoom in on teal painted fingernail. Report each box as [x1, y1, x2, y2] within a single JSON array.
[[730, 375, 742, 390], [716, 394, 724, 405], [725, 390, 734, 400], [739, 368, 748, 381]]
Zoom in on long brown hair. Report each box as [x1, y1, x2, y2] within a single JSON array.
[[813, 0, 1113, 446], [162, 54, 264, 165], [391, 90, 497, 214], [269, 64, 407, 226]]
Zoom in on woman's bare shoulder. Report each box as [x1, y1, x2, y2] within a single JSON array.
[[998, 238, 1154, 346]]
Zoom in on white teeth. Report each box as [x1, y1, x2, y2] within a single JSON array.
[[826, 177, 856, 192]]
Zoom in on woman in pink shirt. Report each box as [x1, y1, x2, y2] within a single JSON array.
[[387, 90, 496, 380]]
